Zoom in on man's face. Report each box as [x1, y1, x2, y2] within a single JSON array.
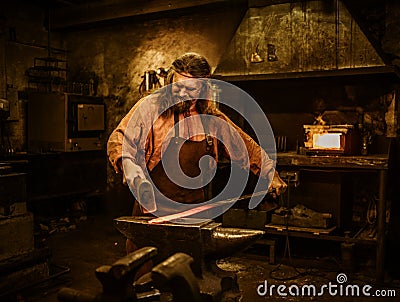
[[171, 72, 203, 113]]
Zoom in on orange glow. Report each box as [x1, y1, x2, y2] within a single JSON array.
[[313, 133, 341, 149]]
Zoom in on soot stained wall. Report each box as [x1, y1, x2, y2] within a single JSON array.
[[63, 7, 246, 189]]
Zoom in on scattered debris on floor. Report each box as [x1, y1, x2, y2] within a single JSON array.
[[34, 200, 89, 243]]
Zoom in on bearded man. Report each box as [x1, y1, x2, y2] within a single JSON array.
[[107, 52, 286, 256]]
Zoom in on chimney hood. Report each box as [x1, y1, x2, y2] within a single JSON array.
[[213, 0, 400, 82]]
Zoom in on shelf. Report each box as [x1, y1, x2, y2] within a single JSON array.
[[34, 57, 67, 63], [276, 151, 389, 170], [28, 77, 66, 85], [265, 223, 377, 245], [27, 56, 67, 92], [266, 223, 337, 235], [30, 66, 67, 72], [213, 65, 400, 83]]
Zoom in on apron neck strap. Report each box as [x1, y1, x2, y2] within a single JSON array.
[[173, 110, 213, 151], [199, 114, 213, 151], [173, 111, 179, 137]]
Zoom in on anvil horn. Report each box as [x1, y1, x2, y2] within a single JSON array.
[[204, 226, 265, 259]]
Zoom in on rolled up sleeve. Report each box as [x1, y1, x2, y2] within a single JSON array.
[[107, 98, 146, 174], [214, 110, 275, 181]]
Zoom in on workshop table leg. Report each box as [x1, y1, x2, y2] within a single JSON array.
[[376, 170, 387, 283]]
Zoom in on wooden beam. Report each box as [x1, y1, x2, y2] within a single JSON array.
[[0, 24, 6, 98], [213, 66, 400, 82], [51, 0, 233, 30], [248, 0, 300, 7]]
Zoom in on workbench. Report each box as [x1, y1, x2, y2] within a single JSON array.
[[275, 151, 389, 282], [0, 150, 107, 202]]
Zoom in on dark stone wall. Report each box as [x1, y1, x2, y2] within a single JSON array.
[[383, 0, 400, 65], [0, 1, 64, 152], [62, 6, 246, 190], [1, 1, 400, 216]]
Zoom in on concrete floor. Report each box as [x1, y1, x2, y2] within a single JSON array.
[[6, 211, 400, 302]]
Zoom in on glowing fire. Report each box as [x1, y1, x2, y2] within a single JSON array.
[[313, 133, 341, 149]]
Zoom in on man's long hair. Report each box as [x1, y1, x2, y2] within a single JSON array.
[[157, 53, 216, 117]]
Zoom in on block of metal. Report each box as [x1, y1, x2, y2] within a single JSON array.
[[271, 204, 334, 229], [270, 213, 334, 228], [222, 208, 268, 230]]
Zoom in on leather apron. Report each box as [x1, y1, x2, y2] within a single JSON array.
[[132, 111, 214, 215]]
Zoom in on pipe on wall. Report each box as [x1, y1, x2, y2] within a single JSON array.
[[0, 18, 7, 99]]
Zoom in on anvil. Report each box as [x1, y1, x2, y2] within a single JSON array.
[[114, 216, 264, 300], [114, 216, 263, 276]]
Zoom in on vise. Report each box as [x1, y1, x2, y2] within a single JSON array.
[[58, 246, 160, 302], [58, 246, 209, 302], [114, 216, 264, 300]]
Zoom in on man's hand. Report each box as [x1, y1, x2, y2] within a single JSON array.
[[269, 171, 287, 198], [121, 159, 157, 213], [121, 158, 146, 189]]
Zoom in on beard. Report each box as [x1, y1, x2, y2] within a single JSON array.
[[172, 96, 193, 113]]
